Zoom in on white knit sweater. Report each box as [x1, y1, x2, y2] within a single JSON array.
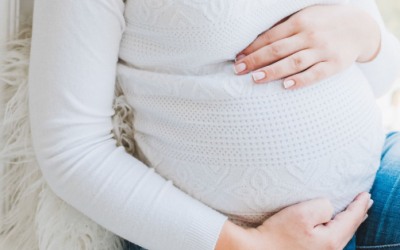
[[28, 0, 400, 250]]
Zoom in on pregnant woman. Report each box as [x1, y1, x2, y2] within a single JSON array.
[[28, 0, 400, 249]]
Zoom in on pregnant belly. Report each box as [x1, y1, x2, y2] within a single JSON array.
[[117, 62, 386, 227]]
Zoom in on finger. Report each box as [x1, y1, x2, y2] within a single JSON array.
[[234, 34, 307, 75], [251, 49, 322, 84], [282, 61, 337, 90], [317, 192, 372, 243], [284, 197, 334, 229], [236, 18, 298, 60]]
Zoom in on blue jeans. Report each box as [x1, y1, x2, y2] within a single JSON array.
[[125, 132, 400, 250], [344, 131, 400, 250]]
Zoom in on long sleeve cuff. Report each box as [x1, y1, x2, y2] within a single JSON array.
[[356, 27, 400, 98], [351, 0, 400, 98], [181, 202, 228, 250]]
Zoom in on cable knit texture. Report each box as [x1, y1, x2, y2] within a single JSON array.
[[27, 0, 400, 249]]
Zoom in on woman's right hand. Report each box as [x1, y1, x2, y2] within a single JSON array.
[[216, 192, 373, 250]]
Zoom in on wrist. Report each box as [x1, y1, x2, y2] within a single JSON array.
[[356, 11, 382, 63], [215, 220, 249, 250]]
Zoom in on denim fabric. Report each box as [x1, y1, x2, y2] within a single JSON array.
[[356, 131, 400, 249], [123, 240, 148, 250], [125, 132, 400, 250], [345, 131, 400, 250]]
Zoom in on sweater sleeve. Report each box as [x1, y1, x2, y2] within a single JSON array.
[[349, 0, 400, 98], [28, 1, 228, 250]]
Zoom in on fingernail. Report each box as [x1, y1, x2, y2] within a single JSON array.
[[235, 54, 246, 62], [283, 80, 296, 89], [362, 214, 369, 223], [234, 63, 247, 74], [368, 199, 374, 209], [252, 71, 266, 81]]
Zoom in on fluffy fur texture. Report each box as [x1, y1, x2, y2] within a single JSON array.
[[0, 21, 137, 250]]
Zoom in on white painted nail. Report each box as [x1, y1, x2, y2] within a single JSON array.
[[252, 71, 266, 81], [235, 54, 246, 62], [362, 214, 369, 223], [234, 63, 247, 74], [368, 199, 374, 209], [283, 80, 296, 89]]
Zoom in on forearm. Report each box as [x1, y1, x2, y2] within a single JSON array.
[[350, 0, 400, 98], [28, 1, 227, 249]]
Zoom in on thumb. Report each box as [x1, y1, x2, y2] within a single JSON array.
[[320, 192, 372, 245]]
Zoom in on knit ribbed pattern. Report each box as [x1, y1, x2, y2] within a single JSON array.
[[118, 0, 386, 228]]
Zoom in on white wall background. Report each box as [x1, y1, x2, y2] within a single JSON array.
[[19, 0, 34, 25]]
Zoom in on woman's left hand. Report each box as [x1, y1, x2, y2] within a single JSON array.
[[234, 4, 382, 89]]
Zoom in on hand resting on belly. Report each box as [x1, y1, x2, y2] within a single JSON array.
[[234, 4, 381, 89]]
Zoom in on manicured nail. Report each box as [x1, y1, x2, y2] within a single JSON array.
[[252, 71, 266, 81], [368, 199, 374, 209], [235, 54, 246, 62], [283, 80, 296, 89], [234, 63, 247, 74], [362, 214, 369, 223]]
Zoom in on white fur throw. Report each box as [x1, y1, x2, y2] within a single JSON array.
[[0, 21, 137, 250]]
